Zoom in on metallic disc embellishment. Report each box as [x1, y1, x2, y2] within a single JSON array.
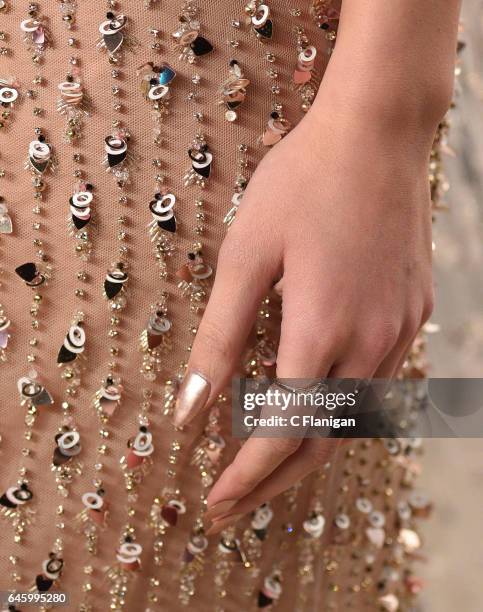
[[148, 84, 169, 100], [57, 430, 81, 451], [82, 491, 104, 510], [13, 484, 33, 503], [335, 513, 350, 530], [187, 534, 208, 555], [299, 45, 317, 65], [101, 385, 122, 401], [302, 513, 325, 538], [369, 510, 386, 528], [42, 556, 64, 579], [20, 18, 42, 33], [133, 430, 154, 456], [151, 193, 175, 214], [355, 497, 373, 514], [0, 86, 19, 104], [72, 191, 93, 207], [116, 541, 142, 564], [251, 503, 274, 531], [251, 4, 269, 27]]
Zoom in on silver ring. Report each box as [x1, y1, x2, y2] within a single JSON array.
[[272, 379, 327, 395]]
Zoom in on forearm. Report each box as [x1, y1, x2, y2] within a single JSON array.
[[313, 0, 462, 138]]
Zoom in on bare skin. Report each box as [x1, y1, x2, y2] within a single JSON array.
[[173, 0, 462, 534]]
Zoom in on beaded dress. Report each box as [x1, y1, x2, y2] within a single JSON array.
[[0, 1, 443, 611]]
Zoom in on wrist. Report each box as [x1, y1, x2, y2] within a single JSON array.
[[311, 54, 453, 148]]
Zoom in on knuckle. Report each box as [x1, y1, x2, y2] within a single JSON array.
[[307, 440, 339, 467], [217, 231, 253, 273], [270, 437, 301, 457], [421, 291, 435, 323], [278, 321, 339, 365], [234, 469, 259, 493], [404, 309, 422, 337], [370, 322, 400, 359]]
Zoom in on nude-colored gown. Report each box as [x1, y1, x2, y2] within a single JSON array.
[[0, 1, 436, 610]]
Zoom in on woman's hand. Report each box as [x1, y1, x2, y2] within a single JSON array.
[[170, 0, 460, 537], [172, 93, 437, 533]]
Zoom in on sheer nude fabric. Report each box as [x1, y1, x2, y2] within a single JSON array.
[[0, 2, 428, 611]]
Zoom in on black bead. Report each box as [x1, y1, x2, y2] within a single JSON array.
[[257, 592, 273, 608], [190, 36, 213, 57], [29, 157, 49, 174], [53, 446, 70, 467], [35, 575, 54, 593], [107, 150, 127, 168], [72, 214, 90, 230], [104, 277, 125, 299], [15, 262, 38, 282], [57, 344, 76, 364], [106, 11, 114, 19], [158, 215, 177, 233], [255, 19, 273, 39], [0, 493, 16, 508], [227, 100, 242, 110], [194, 163, 211, 179], [254, 528, 267, 541]]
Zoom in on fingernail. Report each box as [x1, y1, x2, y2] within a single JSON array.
[[205, 513, 243, 536], [204, 499, 238, 522], [173, 371, 211, 427]]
